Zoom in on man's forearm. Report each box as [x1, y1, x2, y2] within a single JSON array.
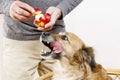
[[57, 0, 83, 18]]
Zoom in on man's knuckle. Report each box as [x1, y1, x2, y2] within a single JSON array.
[[19, 10, 23, 15], [18, 16, 23, 20], [13, 1, 19, 5], [52, 21, 55, 25]]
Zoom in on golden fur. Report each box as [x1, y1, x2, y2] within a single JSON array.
[[37, 32, 112, 80]]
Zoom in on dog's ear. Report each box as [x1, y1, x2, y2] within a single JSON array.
[[82, 47, 97, 70], [70, 47, 97, 71]]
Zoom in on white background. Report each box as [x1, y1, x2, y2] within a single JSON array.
[[64, 0, 120, 69], [0, 0, 120, 79], [0, 14, 4, 80]]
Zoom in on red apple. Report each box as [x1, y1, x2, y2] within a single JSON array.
[[33, 8, 42, 16], [34, 8, 41, 12], [44, 13, 51, 24], [33, 8, 51, 28]]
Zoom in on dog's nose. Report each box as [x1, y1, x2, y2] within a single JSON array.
[[42, 32, 50, 36]]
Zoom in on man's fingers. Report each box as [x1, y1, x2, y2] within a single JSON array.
[[12, 11, 29, 21], [37, 27, 46, 31], [45, 7, 62, 28], [15, 7, 32, 17], [46, 7, 56, 15], [44, 20, 55, 28], [17, 1, 34, 13], [10, 1, 34, 21], [37, 24, 53, 31]]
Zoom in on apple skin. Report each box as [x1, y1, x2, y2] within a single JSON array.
[[33, 8, 42, 16], [34, 13, 51, 28], [33, 8, 51, 28], [44, 13, 51, 24], [34, 8, 41, 12]]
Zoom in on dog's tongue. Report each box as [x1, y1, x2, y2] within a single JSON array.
[[50, 41, 63, 54]]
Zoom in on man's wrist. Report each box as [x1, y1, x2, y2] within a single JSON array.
[[56, 7, 62, 19]]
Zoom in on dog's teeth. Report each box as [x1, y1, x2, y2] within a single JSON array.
[[41, 49, 44, 53], [39, 36, 42, 42], [44, 51, 46, 53], [59, 32, 66, 35], [47, 41, 49, 44]]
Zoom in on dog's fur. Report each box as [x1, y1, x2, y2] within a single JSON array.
[[38, 32, 112, 80]]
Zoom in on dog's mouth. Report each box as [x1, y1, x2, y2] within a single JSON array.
[[41, 40, 63, 58]]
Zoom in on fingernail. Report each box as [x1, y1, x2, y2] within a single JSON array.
[[45, 25, 49, 28], [31, 8, 35, 13], [37, 27, 43, 30]]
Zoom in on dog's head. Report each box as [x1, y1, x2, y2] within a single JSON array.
[[40, 32, 85, 58], [41, 32, 96, 69]]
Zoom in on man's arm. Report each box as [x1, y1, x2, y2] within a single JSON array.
[[57, 0, 83, 18]]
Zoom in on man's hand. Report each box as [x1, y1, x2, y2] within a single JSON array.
[[38, 6, 62, 31], [9, 1, 34, 21]]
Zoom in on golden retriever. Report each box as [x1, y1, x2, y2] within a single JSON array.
[[37, 32, 112, 80]]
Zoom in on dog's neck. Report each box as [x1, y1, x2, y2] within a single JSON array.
[[42, 52, 93, 80]]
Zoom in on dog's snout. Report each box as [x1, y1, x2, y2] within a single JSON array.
[[42, 32, 50, 36]]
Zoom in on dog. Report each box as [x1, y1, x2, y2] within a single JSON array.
[[37, 32, 112, 80]]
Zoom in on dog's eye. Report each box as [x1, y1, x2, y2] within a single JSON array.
[[61, 35, 68, 41]]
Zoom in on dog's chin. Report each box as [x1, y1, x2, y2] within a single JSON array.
[[41, 41, 63, 59]]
